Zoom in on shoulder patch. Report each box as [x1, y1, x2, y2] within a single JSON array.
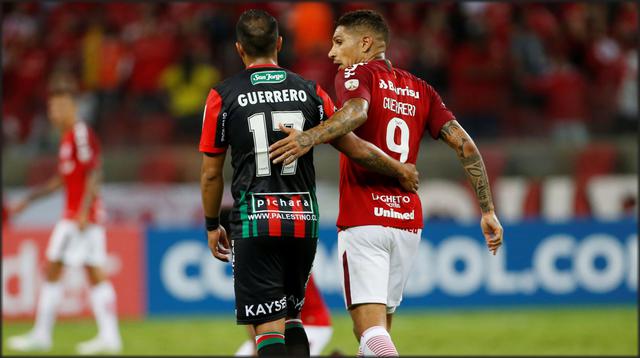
[[344, 79, 360, 91]]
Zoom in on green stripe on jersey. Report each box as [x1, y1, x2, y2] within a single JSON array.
[[239, 192, 249, 238], [251, 192, 258, 236], [311, 190, 319, 237]]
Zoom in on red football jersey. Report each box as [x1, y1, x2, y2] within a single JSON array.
[[334, 59, 455, 230], [301, 275, 331, 326], [58, 122, 104, 223]]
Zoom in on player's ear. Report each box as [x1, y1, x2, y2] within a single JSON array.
[[276, 36, 283, 52], [361, 35, 373, 53], [235, 42, 245, 59]]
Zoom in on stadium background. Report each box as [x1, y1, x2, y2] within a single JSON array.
[[2, 1, 637, 355]]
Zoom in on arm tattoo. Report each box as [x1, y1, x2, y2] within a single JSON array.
[[352, 146, 398, 177], [295, 131, 313, 149], [307, 99, 367, 145], [440, 121, 494, 213]]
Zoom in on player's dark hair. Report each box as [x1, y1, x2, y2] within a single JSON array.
[[336, 9, 390, 45], [236, 9, 279, 57]]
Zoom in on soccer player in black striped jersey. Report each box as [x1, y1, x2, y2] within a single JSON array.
[[199, 9, 418, 357]]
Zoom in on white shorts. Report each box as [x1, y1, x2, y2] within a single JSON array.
[[338, 225, 421, 314], [46, 219, 107, 267]]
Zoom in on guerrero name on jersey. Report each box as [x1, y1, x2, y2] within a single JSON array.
[[334, 59, 455, 230], [200, 64, 335, 240]]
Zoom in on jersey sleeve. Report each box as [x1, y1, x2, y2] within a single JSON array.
[[425, 84, 456, 139], [73, 124, 99, 170], [199, 88, 228, 154], [334, 64, 372, 107], [315, 83, 336, 121]]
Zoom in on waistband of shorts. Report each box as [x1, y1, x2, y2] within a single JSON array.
[[338, 226, 421, 234]]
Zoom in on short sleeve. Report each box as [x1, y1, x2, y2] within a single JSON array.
[[334, 64, 372, 107], [315, 83, 337, 121], [199, 89, 228, 154], [74, 123, 99, 169], [425, 85, 456, 139]]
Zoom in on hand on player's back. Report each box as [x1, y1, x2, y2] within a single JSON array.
[[207, 226, 230, 262], [269, 124, 314, 165], [480, 212, 504, 255], [398, 163, 419, 193]]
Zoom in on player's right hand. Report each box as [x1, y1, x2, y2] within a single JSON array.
[[398, 163, 419, 193], [207, 226, 230, 262], [481, 211, 504, 255]]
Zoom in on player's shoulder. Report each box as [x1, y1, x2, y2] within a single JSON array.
[[392, 66, 426, 87], [215, 67, 316, 95], [394, 66, 440, 98], [281, 67, 318, 92], [338, 61, 374, 80], [71, 121, 93, 139]]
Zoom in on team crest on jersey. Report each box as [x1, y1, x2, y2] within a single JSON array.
[[250, 70, 287, 85], [345, 79, 359, 91]]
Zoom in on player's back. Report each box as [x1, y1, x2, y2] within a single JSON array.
[[334, 60, 455, 230], [200, 64, 334, 240], [58, 121, 103, 223]]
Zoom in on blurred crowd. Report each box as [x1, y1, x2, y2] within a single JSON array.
[[2, 2, 638, 150]]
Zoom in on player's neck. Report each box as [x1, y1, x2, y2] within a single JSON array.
[[245, 56, 278, 69], [362, 51, 386, 64], [60, 118, 76, 132]]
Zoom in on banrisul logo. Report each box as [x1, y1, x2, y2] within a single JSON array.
[[251, 70, 287, 85]]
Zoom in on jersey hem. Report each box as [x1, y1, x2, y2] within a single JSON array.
[[231, 235, 319, 240]]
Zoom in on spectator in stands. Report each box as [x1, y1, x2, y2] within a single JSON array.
[[449, 21, 509, 138], [525, 37, 589, 145], [160, 45, 220, 139], [410, 4, 452, 94], [126, 3, 177, 113]]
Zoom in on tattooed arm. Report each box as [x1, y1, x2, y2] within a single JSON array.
[[331, 132, 419, 193], [439, 120, 504, 255], [269, 98, 369, 165]]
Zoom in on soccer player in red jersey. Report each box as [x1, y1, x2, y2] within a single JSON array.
[[235, 275, 333, 356], [6, 78, 122, 354], [201, 9, 417, 357], [270, 10, 504, 356]]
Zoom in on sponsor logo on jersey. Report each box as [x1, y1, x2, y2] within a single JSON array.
[[244, 297, 287, 317], [372, 193, 411, 209], [345, 79, 359, 91], [379, 79, 420, 99], [251, 192, 314, 214], [374, 207, 415, 220], [250, 70, 287, 85]]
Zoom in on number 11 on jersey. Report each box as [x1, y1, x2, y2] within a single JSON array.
[[248, 111, 305, 177]]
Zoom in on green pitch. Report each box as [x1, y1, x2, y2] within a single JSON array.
[[3, 305, 637, 356]]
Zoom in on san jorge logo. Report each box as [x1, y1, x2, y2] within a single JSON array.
[[251, 70, 287, 85]]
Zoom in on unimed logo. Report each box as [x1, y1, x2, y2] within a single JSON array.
[[250, 70, 287, 85]]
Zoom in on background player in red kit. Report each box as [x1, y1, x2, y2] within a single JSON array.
[[235, 275, 333, 356], [6, 78, 122, 354], [270, 10, 504, 356]]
